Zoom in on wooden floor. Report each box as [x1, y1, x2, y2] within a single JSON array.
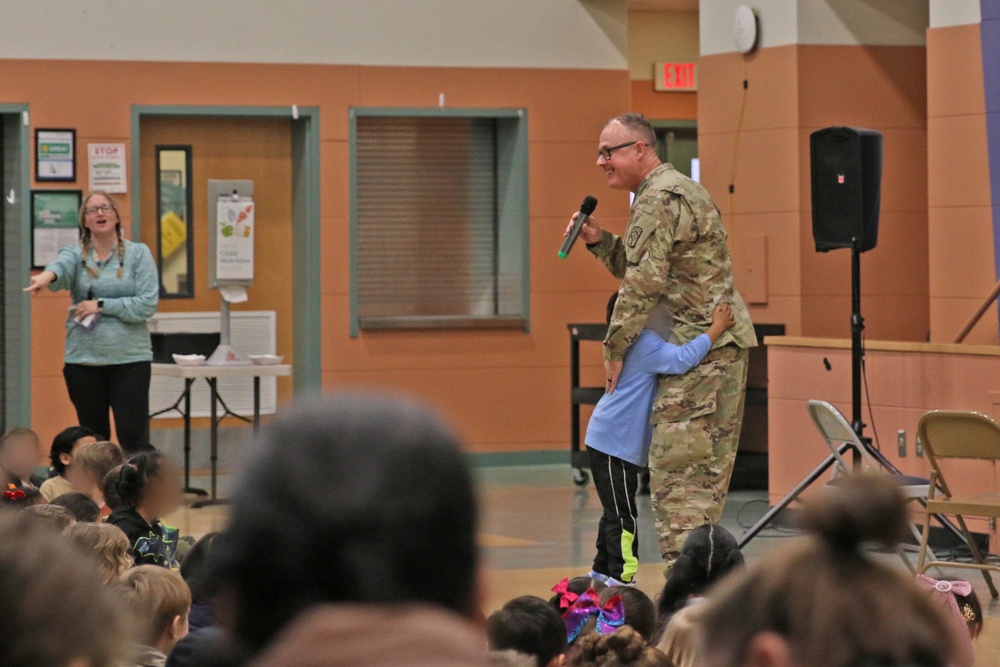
[[166, 465, 1000, 665]]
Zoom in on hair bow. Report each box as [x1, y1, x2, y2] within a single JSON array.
[[916, 574, 972, 597], [562, 588, 625, 643], [2, 489, 26, 501], [551, 578, 580, 610]]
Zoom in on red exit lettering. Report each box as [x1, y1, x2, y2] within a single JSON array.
[[655, 62, 697, 92]]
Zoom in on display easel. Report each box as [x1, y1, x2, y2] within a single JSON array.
[[206, 179, 254, 366]]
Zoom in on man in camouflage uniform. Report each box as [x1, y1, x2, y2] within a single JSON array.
[[568, 113, 757, 568]]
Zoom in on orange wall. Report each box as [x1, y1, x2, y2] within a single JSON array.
[[699, 45, 929, 341], [926, 24, 997, 344], [768, 340, 999, 537], [7, 59, 631, 455]]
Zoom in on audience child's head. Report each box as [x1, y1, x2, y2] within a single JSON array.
[[117, 451, 181, 519], [0, 428, 41, 484], [601, 587, 656, 644], [119, 565, 192, 655], [16, 502, 76, 533], [103, 464, 125, 510], [49, 425, 98, 479], [1, 484, 42, 508], [569, 627, 672, 667], [657, 524, 744, 622], [549, 576, 610, 613], [487, 596, 568, 667], [211, 393, 481, 655], [64, 521, 134, 583], [0, 515, 126, 666], [70, 440, 125, 505], [700, 475, 955, 667], [51, 490, 102, 522], [181, 532, 219, 605]]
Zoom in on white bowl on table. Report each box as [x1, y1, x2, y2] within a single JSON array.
[[172, 354, 207, 367], [249, 354, 284, 366]]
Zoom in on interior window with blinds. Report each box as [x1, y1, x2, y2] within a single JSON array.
[[355, 115, 522, 329]]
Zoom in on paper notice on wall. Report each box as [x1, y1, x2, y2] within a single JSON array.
[[216, 200, 254, 281], [88, 143, 127, 193]]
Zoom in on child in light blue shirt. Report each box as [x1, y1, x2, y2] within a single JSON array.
[[584, 295, 734, 585]]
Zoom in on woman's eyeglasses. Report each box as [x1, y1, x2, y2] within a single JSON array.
[[83, 205, 114, 215], [597, 141, 642, 161]]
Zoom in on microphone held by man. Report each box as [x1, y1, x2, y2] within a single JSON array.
[[558, 195, 599, 258]]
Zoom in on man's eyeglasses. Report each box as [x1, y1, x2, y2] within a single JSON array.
[[83, 205, 114, 215], [597, 141, 642, 161]]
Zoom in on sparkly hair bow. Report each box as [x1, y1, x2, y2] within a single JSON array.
[[562, 588, 625, 643], [916, 574, 972, 597], [2, 489, 26, 501], [551, 578, 580, 610]]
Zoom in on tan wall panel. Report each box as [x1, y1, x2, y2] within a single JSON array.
[[629, 81, 697, 120], [927, 115, 992, 209], [928, 207, 997, 300], [797, 45, 927, 129], [698, 46, 799, 135], [927, 25, 987, 117], [627, 9, 699, 81]]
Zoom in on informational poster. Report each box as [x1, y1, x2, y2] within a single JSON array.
[[215, 199, 254, 281], [88, 143, 127, 193], [36, 129, 75, 181], [31, 190, 81, 268]]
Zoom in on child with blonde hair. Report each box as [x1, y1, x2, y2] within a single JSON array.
[[70, 439, 125, 517], [64, 521, 134, 583], [118, 565, 191, 666]]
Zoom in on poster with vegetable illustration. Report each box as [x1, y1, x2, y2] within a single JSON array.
[[216, 200, 254, 281]]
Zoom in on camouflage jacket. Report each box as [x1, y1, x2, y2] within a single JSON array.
[[589, 163, 757, 361]]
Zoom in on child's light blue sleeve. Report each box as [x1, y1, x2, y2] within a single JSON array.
[[45, 245, 79, 292], [637, 333, 713, 375]]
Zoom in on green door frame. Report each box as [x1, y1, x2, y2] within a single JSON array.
[[1, 104, 32, 429], [130, 105, 322, 393]]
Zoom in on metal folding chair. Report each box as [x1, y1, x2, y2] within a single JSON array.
[[809, 400, 937, 573], [917, 410, 1000, 598]]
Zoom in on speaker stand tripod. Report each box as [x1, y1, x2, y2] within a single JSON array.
[[738, 240, 966, 547], [738, 239, 868, 547]]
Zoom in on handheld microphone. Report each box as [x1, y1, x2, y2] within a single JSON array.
[[558, 195, 599, 259]]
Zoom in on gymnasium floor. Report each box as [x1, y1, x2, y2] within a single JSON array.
[[166, 463, 1000, 665]]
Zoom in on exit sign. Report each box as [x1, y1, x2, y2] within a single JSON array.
[[654, 62, 697, 92]]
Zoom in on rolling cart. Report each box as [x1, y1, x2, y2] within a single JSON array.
[[567, 323, 608, 486]]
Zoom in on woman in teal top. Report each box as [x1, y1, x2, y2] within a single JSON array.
[[25, 191, 159, 453]]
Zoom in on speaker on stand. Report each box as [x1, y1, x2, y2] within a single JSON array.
[[810, 126, 882, 437], [738, 126, 883, 547]]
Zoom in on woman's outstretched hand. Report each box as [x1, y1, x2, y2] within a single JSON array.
[[24, 271, 55, 296]]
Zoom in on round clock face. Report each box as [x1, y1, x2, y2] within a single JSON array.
[[734, 5, 758, 54]]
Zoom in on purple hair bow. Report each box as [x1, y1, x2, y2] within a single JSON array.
[[562, 588, 625, 643]]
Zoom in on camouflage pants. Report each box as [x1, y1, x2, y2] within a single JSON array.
[[648, 344, 750, 569]]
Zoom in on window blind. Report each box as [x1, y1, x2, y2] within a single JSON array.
[[355, 116, 500, 322]]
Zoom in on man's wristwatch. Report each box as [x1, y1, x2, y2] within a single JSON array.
[[97, 299, 105, 311]]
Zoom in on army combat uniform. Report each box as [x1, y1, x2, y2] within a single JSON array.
[[588, 162, 757, 568]]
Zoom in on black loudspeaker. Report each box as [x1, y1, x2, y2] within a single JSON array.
[[810, 126, 882, 252]]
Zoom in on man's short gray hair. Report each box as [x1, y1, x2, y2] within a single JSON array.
[[606, 112, 656, 147]]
